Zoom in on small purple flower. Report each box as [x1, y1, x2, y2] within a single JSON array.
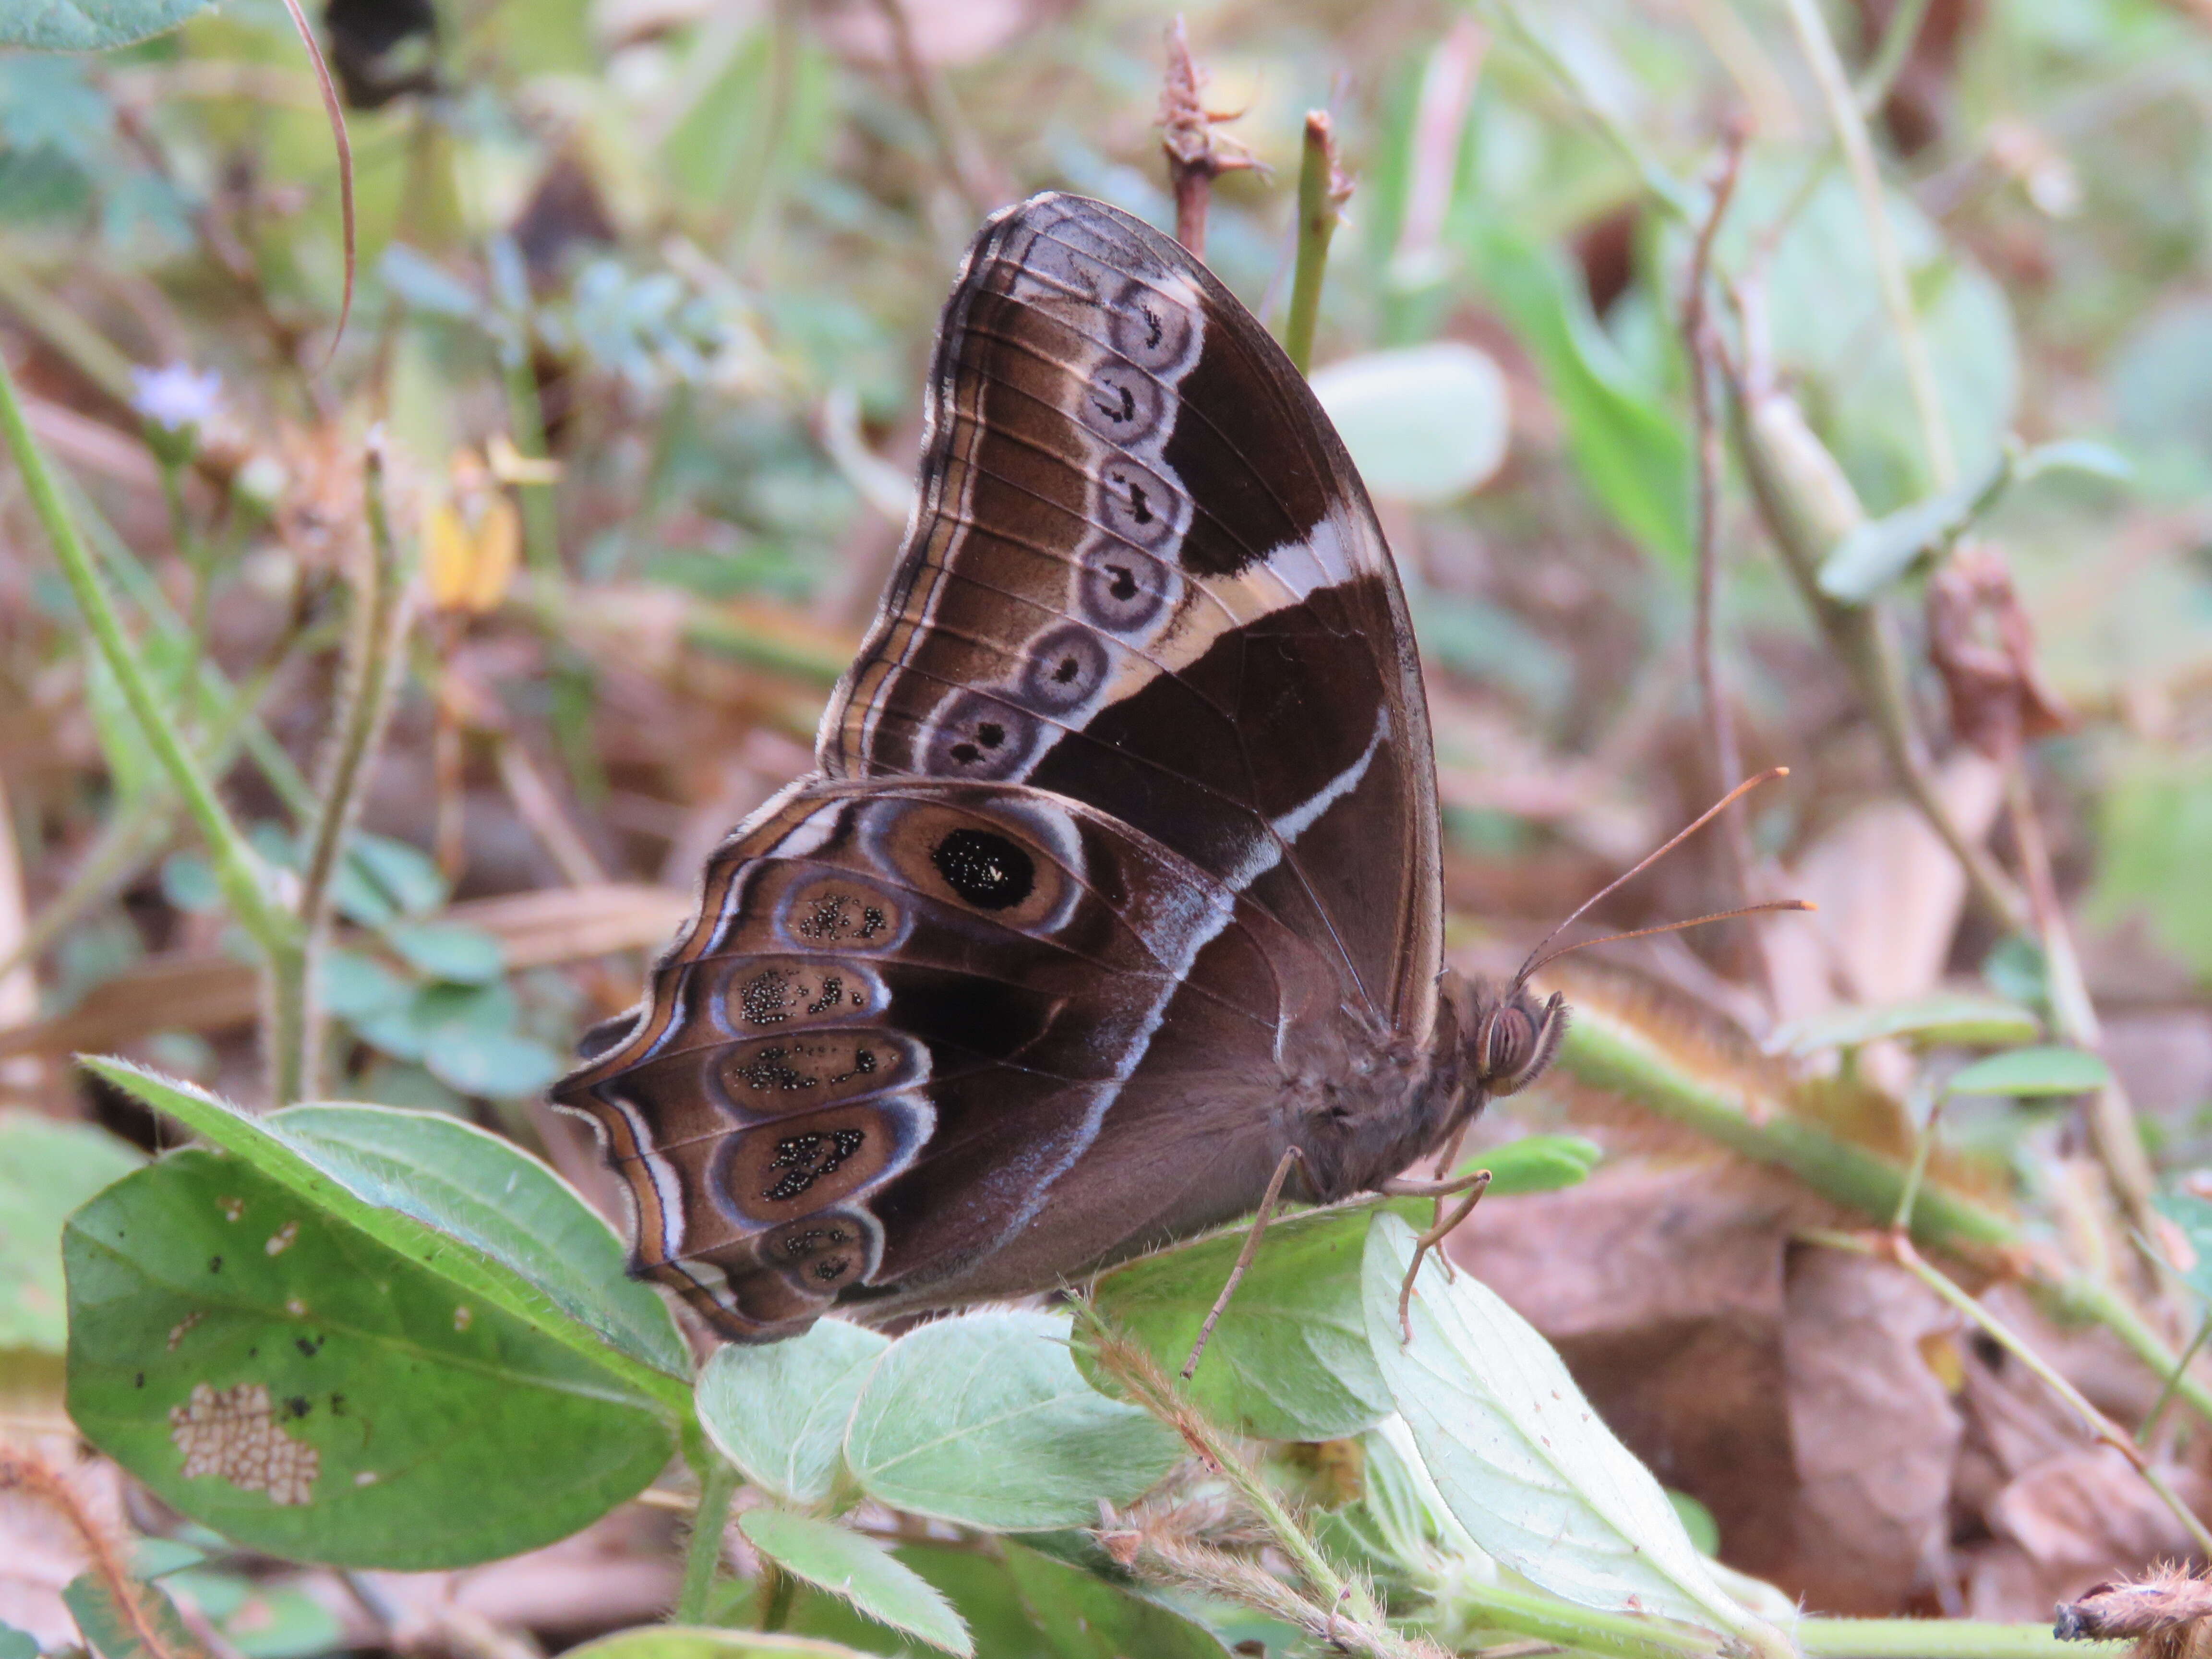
[[130, 362, 224, 432]]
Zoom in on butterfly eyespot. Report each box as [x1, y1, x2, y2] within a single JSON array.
[[762, 1127, 866, 1202], [1095, 458, 1181, 550], [782, 879, 902, 950], [931, 828, 1036, 911], [924, 690, 1037, 778], [1075, 541, 1174, 634], [1020, 622, 1107, 713]]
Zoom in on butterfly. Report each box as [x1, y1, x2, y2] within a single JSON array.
[[552, 192, 1567, 1343]]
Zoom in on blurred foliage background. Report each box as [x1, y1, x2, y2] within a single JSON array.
[[7, 0, 2212, 1644]]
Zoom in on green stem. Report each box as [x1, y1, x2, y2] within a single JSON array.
[[1779, 0, 1954, 489], [1556, 1005, 2212, 1435], [292, 440, 413, 1102], [502, 353, 561, 574], [1800, 1618, 2125, 1659], [1854, 0, 1934, 114], [0, 350, 301, 975], [2141, 1308, 2212, 1446], [1447, 1582, 1722, 1659], [1285, 111, 1346, 378], [675, 1442, 738, 1625]]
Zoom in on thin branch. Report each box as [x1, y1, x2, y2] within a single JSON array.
[[1158, 18, 1254, 259], [273, 0, 356, 356], [0, 1445, 186, 1659], [1681, 127, 1754, 902], [291, 433, 414, 1102], [1285, 112, 1352, 377], [871, 0, 991, 222], [1779, 0, 1954, 488]]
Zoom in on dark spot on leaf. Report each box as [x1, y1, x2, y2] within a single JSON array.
[[134, 1372, 145, 1389], [295, 1335, 324, 1357], [285, 1395, 311, 1419], [208, 1255, 222, 1274], [330, 1394, 347, 1416]]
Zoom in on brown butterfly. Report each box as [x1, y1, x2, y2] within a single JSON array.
[[552, 192, 1590, 1343]]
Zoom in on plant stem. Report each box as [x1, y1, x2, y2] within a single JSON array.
[[0, 349, 303, 1013], [2141, 1309, 2212, 1446], [675, 1441, 738, 1625], [1800, 1617, 2126, 1659], [1854, 0, 1934, 115], [1285, 111, 1349, 377], [1447, 1581, 1723, 1659], [1555, 1002, 2212, 1431], [1779, 0, 1954, 490], [501, 355, 561, 574], [292, 436, 414, 1101], [1680, 130, 1755, 916], [1079, 1313, 1415, 1656]]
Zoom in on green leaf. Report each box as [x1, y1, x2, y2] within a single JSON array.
[[565, 1628, 871, 1659], [321, 951, 411, 1023], [0, 0, 211, 53], [342, 834, 446, 921], [1310, 343, 1509, 505], [421, 1029, 565, 1100], [1815, 450, 2008, 605], [1001, 1543, 1232, 1659], [1944, 1045, 2111, 1099], [356, 981, 517, 1064], [75, 1059, 688, 1399], [384, 923, 505, 986], [698, 1318, 886, 1504], [1766, 994, 2040, 1057], [268, 1104, 687, 1377], [1362, 1214, 1779, 1647], [159, 1569, 346, 1659], [129, 1539, 205, 1580], [2016, 437, 2132, 482], [844, 1310, 1178, 1528], [2092, 755, 2212, 979], [0, 1110, 143, 1352], [1090, 1201, 1395, 1441], [1469, 227, 1690, 568], [0, 1623, 36, 1659], [61, 1572, 214, 1659], [1468, 1134, 1606, 1195], [65, 1144, 675, 1569], [739, 1511, 970, 1658], [2157, 1193, 2212, 1306]]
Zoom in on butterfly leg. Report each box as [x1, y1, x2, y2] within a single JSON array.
[[1378, 1168, 1492, 1342], [1182, 1144, 1307, 1380]]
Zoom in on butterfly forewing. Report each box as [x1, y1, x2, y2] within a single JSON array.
[[820, 193, 1441, 1034]]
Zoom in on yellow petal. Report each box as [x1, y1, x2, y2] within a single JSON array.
[[464, 495, 522, 613], [425, 502, 476, 611]]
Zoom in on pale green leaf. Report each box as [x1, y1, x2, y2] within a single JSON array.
[[844, 1310, 1178, 1529], [738, 1510, 970, 1658], [1766, 994, 2040, 1057], [697, 1319, 887, 1503], [1944, 1046, 2111, 1099], [1311, 343, 1509, 505], [1362, 1215, 1781, 1649]]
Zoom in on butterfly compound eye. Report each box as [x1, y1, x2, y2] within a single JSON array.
[[1483, 1007, 1534, 1083]]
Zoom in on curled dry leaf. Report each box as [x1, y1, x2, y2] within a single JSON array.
[[1925, 541, 2075, 762]]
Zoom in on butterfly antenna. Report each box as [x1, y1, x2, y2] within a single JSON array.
[[1511, 766, 1794, 986], [1522, 899, 1815, 979]]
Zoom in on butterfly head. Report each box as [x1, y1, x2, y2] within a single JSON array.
[[1466, 980, 1567, 1100]]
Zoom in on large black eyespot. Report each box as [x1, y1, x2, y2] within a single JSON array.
[[930, 828, 1035, 911]]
